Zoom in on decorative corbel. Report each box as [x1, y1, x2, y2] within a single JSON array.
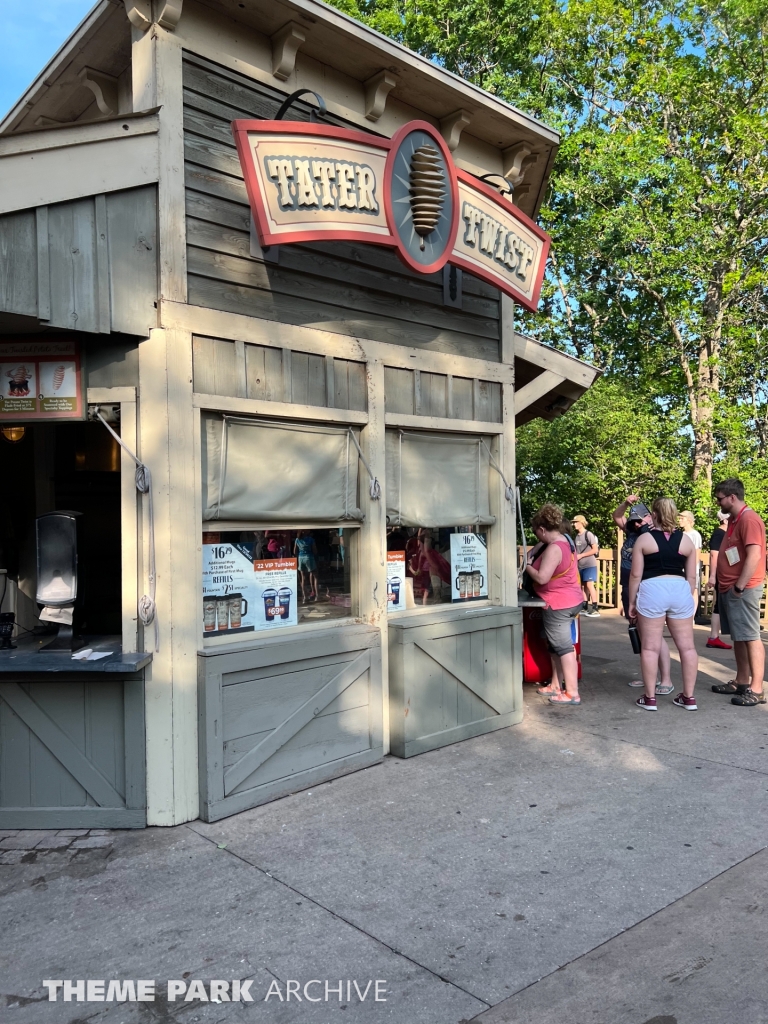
[[124, 0, 151, 30], [440, 109, 472, 151], [155, 0, 184, 30], [78, 67, 119, 116], [364, 70, 397, 122], [511, 184, 531, 207], [502, 141, 538, 187], [271, 22, 306, 81]]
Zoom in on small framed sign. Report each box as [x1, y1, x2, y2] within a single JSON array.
[[0, 338, 85, 422]]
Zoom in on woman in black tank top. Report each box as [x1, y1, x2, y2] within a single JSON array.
[[628, 498, 698, 712]]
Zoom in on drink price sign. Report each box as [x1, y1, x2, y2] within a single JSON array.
[[252, 559, 298, 628], [450, 532, 488, 602]]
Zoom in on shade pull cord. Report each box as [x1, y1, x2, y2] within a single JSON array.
[[480, 440, 515, 505], [348, 429, 381, 500], [96, 412, 158, 652], [516, 485, 529, 589]]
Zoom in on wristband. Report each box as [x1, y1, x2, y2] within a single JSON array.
[[734, 585, 744, 594]]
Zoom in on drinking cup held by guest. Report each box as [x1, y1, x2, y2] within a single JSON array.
[[525, 503, 584, 706], [628, 498, 698, 711]]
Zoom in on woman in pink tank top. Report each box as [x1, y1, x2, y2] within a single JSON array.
[[525, 504, 584, 705]]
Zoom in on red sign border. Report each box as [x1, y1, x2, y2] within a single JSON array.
[[451, 169, 552, 313], [232, 119, 551, 311], [382, 120, 460, 276], [232, 120, 396, 250]]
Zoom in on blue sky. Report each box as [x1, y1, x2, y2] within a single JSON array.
[[0, 0, 96, 121]]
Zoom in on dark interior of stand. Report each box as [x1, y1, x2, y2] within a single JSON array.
[[0, 422, 122, 637]]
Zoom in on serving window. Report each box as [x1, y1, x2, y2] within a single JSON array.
[[200, 414, 363, 638], [384, 430, 495, 609]]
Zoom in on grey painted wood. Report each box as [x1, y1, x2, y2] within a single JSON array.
[[384, 366, 414, 414], [106, 186, 158, 338], [36, 206, 50, 320], [198, 625, 382, 821], [245, 342, 283, 402], [0, 187, 158, 337], [0, 676, 146, 829], [192, 335, 240, 396], [0, 209, 37, 316], [388, 607, 522, 757]]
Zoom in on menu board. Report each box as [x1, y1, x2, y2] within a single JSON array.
[[450, 532, 489, 602], [0, 339, 84, 421], [202, 538, 256, 637], [252, 559, 298, 628], [386, 551, 406, 612]]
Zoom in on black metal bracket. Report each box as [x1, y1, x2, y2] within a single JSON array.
[[275, 89, 328, 123], [477, 173, 515, 197]]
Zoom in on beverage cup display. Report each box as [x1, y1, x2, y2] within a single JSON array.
[[263, 588, 279, 620], [203, 596, 217, 632], [389, 577, 401, 604], [228, 592, 247, 629], [216, 595, 230, 630], [457, 572, 470, 599], [278, 587, 292, 619], [471, 571, 484, 597]]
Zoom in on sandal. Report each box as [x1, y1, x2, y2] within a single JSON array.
[[655, 684, 674, 695], [537, 683, 561, 696], [711, 680, 747, 694], [731, 690, 767, 706], [548, 693, 581, 705]]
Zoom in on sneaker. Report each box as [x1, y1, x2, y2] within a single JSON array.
[[585, 607, 601, 618], [706, 637, 732, 650], [672, 693, 697, 710], [635, 695, 657, 711], [731, 690, 767, 707]]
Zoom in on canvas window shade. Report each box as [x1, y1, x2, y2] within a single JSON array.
[[202, 414, 363, 522], [385, 430, 495, 527]]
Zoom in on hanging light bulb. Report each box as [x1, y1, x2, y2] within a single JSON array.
[[1, 426, 25, 443]]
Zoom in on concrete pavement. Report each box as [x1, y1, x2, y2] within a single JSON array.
[[1, 609, 766, 1024]]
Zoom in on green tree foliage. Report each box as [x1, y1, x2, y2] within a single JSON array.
[[330, 0, 768, 523], [516, 378, 691, 542]]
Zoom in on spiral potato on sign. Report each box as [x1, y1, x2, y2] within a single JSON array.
[[6, 365, 32, 396], [409, 144, 445, 249], [52, 365, 67, 392]]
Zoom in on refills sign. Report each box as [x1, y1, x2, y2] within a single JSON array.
[[233, 120, 550, 311]]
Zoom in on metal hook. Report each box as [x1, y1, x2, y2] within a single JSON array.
[[477, 173, 515, 197], [274, 89, 328, 123]]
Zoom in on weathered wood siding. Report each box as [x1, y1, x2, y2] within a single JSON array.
[[198, 625, 382, 820], [384, 366, 502, 421], [192, 335, 367, 410], [388, 607, 522, 757], [0, 186, 157, 338], [0, 677, 146, 828], [182, 53, 501, 361]]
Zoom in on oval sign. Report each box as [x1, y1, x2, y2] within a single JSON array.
[[383, 121, 459, 275]]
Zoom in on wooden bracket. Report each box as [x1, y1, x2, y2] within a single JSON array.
[[440, 108, 472, 151], [503, 142, 538, 187], [271, 22, 306, 81], [78, 67, 119, 115], [155, 0, 183, 30], [364, 70, 397, 122], [124, 0, 151, 30], [511, 184, 531, 207]]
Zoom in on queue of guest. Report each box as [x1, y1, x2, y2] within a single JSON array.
[[524, 478, 766, 711]]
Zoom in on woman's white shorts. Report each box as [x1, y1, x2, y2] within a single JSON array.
[[636, 576, 695, 619]]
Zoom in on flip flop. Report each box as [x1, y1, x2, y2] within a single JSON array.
[[655, 684, 674, 695], [537, 684, 561, 696], [548, 693, 581, 705]]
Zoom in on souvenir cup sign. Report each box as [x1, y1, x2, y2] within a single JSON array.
[[233, 120, 550, 312], [450, 532, 489, 602], [0, 339, 84, 421], [202, 539, 256, 637], [386, 551, 406, 612], [253, 559, 298, 628]]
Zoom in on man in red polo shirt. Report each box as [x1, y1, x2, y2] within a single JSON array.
[[711, 478, 766, 706]]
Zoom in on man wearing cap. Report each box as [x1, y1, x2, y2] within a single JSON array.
[[572, 514, 600, 617]]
